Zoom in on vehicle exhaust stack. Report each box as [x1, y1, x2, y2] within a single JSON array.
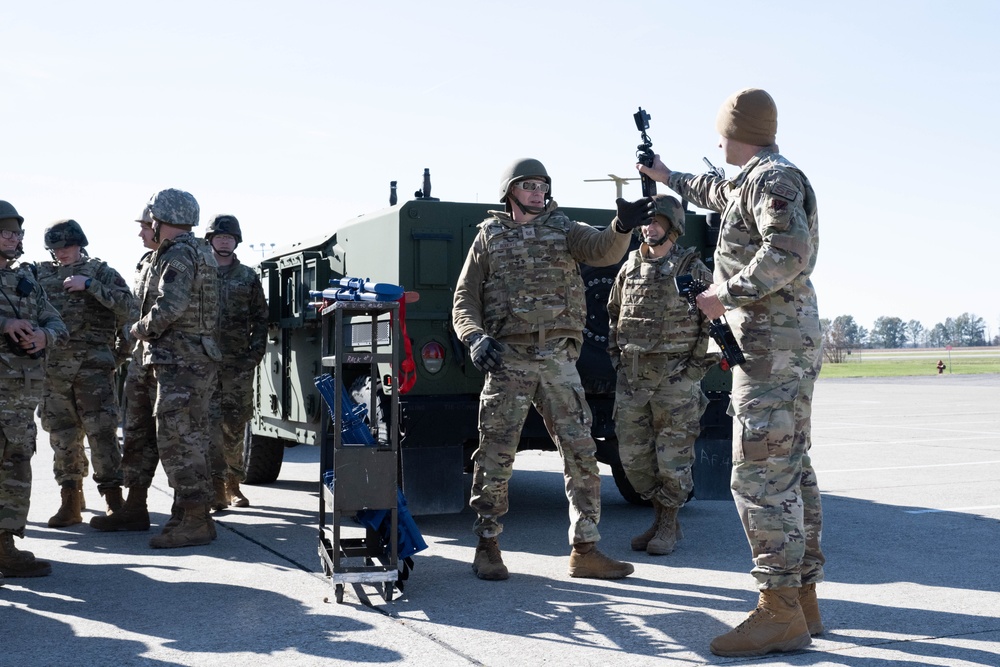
[[415, 168, 439, 201]]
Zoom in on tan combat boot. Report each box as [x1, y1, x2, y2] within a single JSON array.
[[210, 476, 229, 512], [48, 480, 84, 528], [0, 532, 52, 578], [472, 536, 509, 580], [227, 475, 250, 508], [799, 583, 825, 635], [102, 487, 124, 515], [568, 542, 634, 579], [149, 503, 214, 549], [90, 486, 149, 531], [631, 500, 663, 551], [710, 587, 812, 657], [160, 497, 184, 535], [646, 505, 679, 555]]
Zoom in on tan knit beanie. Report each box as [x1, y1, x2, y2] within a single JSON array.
[[715, 88, 777, 146]]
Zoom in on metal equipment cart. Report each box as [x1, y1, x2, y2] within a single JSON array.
[[317, 300, 400, 604]]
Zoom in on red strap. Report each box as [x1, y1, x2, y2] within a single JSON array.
[[396, 297, 416, 394]]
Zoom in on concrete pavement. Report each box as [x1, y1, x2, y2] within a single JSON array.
[[3, 374, 999, 666]]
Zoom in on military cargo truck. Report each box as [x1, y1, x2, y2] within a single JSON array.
[[245, 181, 731, 515]]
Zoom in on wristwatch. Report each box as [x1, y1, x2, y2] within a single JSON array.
[[84, 278, 92, 289]]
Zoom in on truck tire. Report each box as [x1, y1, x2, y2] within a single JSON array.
[[595, 436, 650, 506], [243, 424, 285, 484], [578, 263, 619, 395], [349, 375, 387, 443]]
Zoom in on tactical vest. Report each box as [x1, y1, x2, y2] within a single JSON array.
[[481, 214, 586, 342], [0, 264, 60, 379], [36, 259, 118, 345], [142, 235, 221, 364], [615, 246, 702, 355]]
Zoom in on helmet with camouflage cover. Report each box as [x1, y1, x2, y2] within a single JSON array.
[[498, 158, 551, 202], [205, 214, 242, 243], [651, 194, 685, 238], [147, 188, 200, 227], [44, 219, 89, 249], [0, 200, 24, 226]]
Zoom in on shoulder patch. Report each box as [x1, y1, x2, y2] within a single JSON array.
[[167, 259, 189, 274], [769, 182, 798, 202]]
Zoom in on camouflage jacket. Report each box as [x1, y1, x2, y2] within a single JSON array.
[[452, 200, 630, 346], [124, 250, 156, 363], [0, 262, 69, 380], [216, 256, 267, 371], [133, 233, 222, 365], [667, 148, 820, 353], [608, 243, 716, 379], [36, 257, 136, 365]]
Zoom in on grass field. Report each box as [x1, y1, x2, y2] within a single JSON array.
[[818, 347, 1000, 378]]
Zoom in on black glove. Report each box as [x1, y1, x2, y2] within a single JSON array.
[[467, 333, 504, 373], [614, 197, 655, 233]]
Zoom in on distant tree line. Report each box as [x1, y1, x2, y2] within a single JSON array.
[[820, 313, 998, 363]]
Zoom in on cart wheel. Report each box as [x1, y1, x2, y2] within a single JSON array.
[[335, 584, 345, 604], [383, 582, 394, 602]]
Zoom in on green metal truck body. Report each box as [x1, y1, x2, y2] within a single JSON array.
[[246, 195, 732, 515]]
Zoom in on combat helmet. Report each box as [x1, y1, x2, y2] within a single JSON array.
[[651, 195, 685, 238], [135, 206, 154, 224], [44, 219, 89, 249], [147, 188, 200, 227], [498, 158, 551, 203], [205, 214, 242, 243], [0, 200, 24, 226]]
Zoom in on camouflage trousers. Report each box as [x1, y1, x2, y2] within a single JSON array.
[[729, 348, 824, 590], [615, 358, 707, 508], [0, 372, 44, 536], [121, 359, 159, 488], [123, 360, 216, 505], [41, 351, 122, 489], [471, 339, 601, 545], [207, 365, 255, 482]]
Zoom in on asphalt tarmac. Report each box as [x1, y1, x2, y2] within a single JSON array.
[[3, 374, 999, 666]]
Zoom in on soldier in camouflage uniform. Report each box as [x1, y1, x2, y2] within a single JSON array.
[[639, 88, 824, 657], [203, 214, 267, 511], [92, 190, 221, 549], [452, 158, 651, 581], [36, 220, 136, 528], [0, 201, 69, 580], [92, 207, 163, 534], [607, 194, 717, 557]]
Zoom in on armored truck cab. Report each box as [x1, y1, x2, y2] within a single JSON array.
[[246, 194, 731, 515]]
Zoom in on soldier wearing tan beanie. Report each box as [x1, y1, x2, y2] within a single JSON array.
[[636, 89, 825, 659], [715, 87, 778, 147]]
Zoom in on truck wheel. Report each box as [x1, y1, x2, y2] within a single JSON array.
[[349, 375, 387, 443], [610, 459, 650, 506], [244, 423, 285, 484], [595, 436, 651, 507]]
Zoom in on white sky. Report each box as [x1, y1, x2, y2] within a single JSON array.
[[3, 1, 998, 338]]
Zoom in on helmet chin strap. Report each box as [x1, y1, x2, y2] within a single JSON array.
[[152, 222, 162, 244], [647, 232, 670, 248], [211, 238, 237, 258], [512, 197, 545, 217]]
